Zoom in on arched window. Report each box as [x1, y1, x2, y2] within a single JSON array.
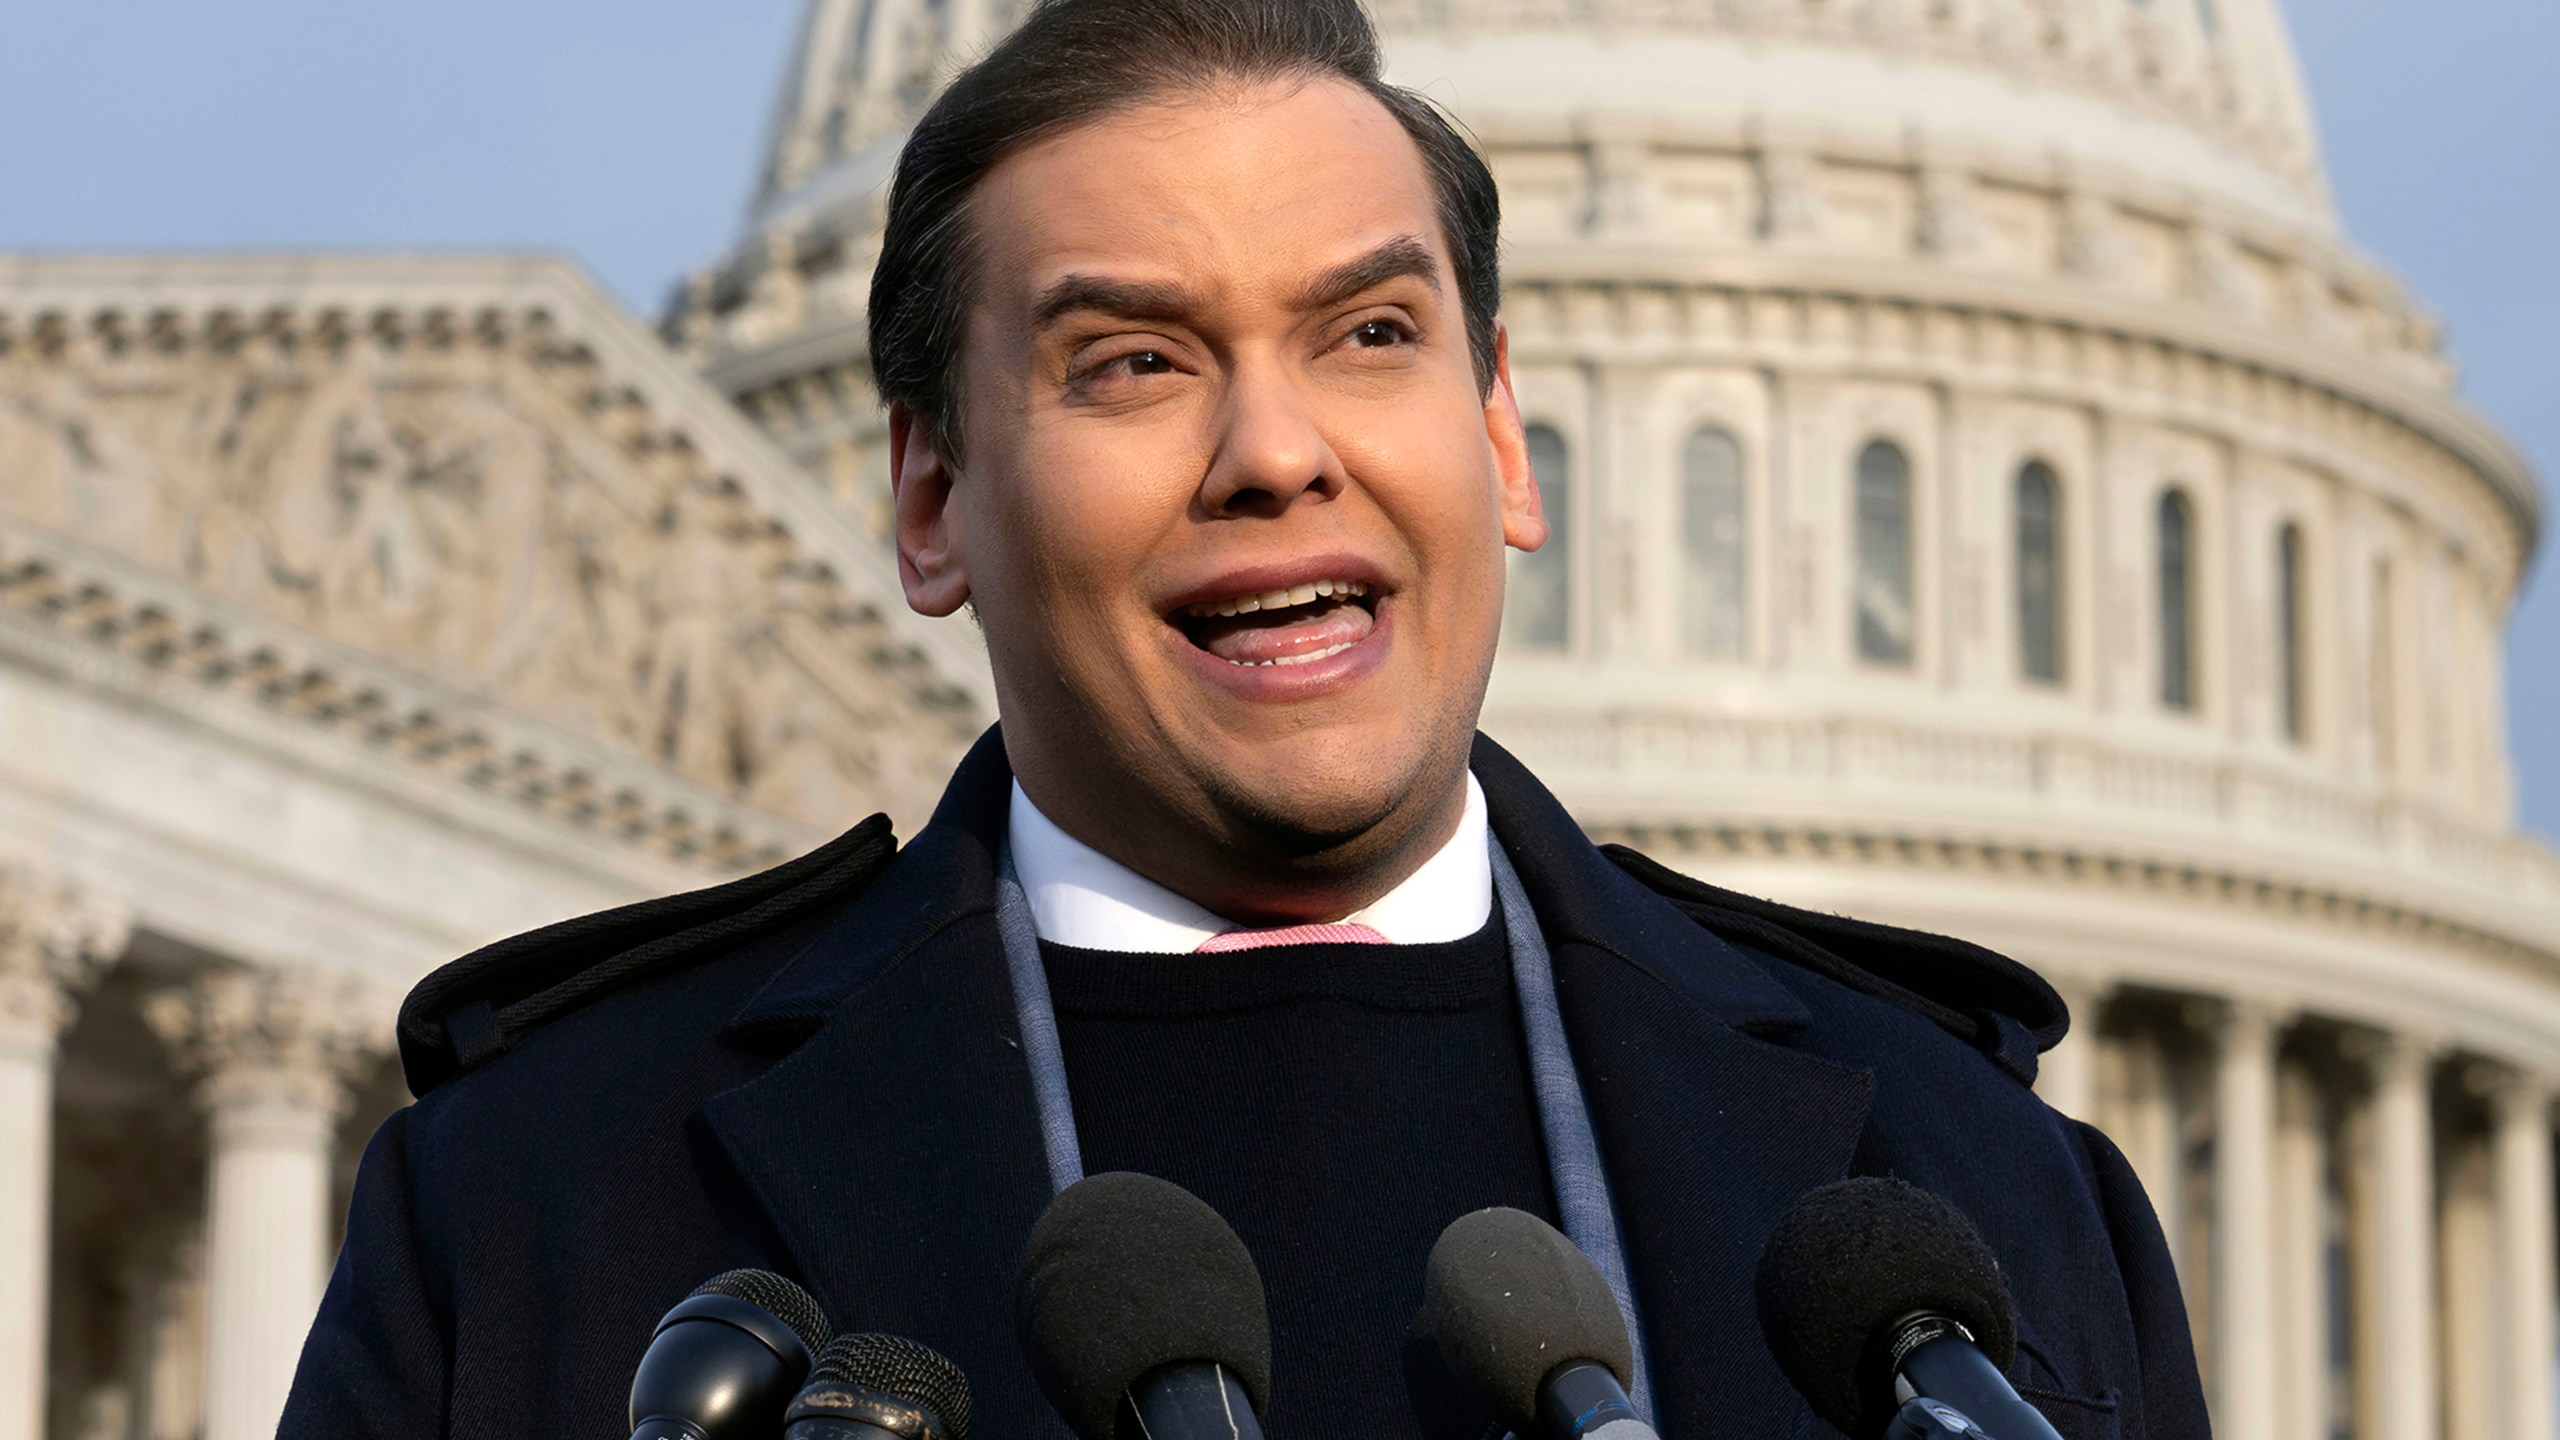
[[1506, 423, 1571, 650], [1853, 440, 1914, 666], [2158, 489, 2197, 711], [2277, 523, 2307, 743], [1679, 426, 1746, 659], [2015, 461, 2064, 685]]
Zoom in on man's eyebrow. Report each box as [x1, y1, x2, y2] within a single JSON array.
[[1026, 236, 1442, 332], [1290, 235, 1442, 313], [1030, 276, 1200, 331]]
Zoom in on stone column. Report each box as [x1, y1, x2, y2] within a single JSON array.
[[2436, 1124, 2496, 1440], [2106, 1023, 2189, 1286], [2366, 1032, 2441, 1440], [2213, 1000, 2283, 1440], [2036, 973, 2106, 1122], [854, 0, 910, 140], [150, 969, 377, 1440], [2488, 1069, 2556, 1440], [0, 869, 126, 1440], [2271, 1061, 2328, 1440]]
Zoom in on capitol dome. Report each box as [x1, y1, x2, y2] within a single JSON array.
[[669, 3, 2560, 1438], [752, 0, 2336, 236]]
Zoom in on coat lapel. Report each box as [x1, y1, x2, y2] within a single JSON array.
[[1475, 736, 1876, 1439], [699, 730, 1069, 1437]]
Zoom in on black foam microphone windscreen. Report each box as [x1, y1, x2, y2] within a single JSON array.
[[1015, 1172, 1273, 1440], [1753, 1178, 2019, 1439], [1420, 1207, 1635, 1435]]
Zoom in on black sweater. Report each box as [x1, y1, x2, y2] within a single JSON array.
[[1042, 913, 1557, 1438]]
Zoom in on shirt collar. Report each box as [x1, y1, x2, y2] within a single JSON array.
[[1006, 775, 1492, 953]]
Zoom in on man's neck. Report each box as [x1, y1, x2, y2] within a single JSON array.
[[1009, 758, 1477, 928], [1007, 775, 1491, 952]]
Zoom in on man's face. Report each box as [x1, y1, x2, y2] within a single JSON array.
[[893, 76, 1541, 901]]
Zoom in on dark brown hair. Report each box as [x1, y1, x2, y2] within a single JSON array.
[[866, 0, 1503, 461]]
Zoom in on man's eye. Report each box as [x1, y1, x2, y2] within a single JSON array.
[[1348, 320, 1411, 348], [1071, 348, 1178, 386]]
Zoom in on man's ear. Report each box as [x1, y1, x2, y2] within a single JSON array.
[[889, 401, 973, 617], [1483, 324, 1549, 553]]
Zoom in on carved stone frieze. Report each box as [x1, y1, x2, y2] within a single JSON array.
[[0, 260, 986, 869], [3, 345, 848, 825]]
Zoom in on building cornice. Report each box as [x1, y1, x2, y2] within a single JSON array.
[[1596, 814, 2560, 979], [0, 516, 811, 875]]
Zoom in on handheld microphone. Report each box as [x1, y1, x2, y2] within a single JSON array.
[[1015, 1172, 1273, 1440], [783, 1331, 974, 1440], [1413, 1207, 1658, 1440], [1754, 1178, 2064, 1440], [628, 1268, 833, 1440]]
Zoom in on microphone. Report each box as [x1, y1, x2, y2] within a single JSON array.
[[783, 1331, 975, 1440], [1015, 1172, 1273, 1440], [1885, 1397, 1998, 1438], [1754, 1178, 2064, 1440], [628, 1268, 833, 1440], [1413, 1207, 1658, 1440]]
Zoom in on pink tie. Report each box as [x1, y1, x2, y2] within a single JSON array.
[[1196, 921, 1390, 953]]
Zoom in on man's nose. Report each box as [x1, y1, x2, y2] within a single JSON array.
[[1197, 361, 1345, 517]]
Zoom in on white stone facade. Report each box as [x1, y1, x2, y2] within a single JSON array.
[[0, 255, 987, 1440]]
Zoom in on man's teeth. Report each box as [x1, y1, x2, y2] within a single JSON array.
[[1230, 641, 1359, 668], [1183, 578, 1369, 619]]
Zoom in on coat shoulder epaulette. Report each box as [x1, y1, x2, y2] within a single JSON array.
[[396, 814, 899, 1096], [1603, 843, 2066, 1086]]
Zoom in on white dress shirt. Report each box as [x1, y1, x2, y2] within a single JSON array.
[[1006, 774, 1493, 952]]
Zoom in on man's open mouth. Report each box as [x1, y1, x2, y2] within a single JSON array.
[[1174, 579, 1379, 668]]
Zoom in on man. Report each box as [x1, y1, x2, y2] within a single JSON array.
[[284, 1, 2208, 1436]]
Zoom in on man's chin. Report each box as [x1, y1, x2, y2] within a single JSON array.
[[1184, 729, 1465, 865]]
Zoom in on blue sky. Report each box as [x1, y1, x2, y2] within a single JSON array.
[[2, 1, 2551, 837], [2286, 0, 2560, 840]]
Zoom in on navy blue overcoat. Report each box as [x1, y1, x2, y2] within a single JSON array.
[[282, 729, 2209, 1440]]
